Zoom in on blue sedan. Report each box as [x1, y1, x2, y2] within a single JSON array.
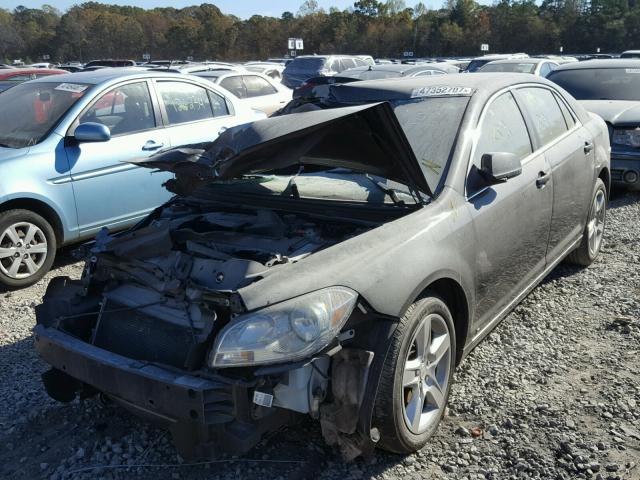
[[0, 69, 265, 287]]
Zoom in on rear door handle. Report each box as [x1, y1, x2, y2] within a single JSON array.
[[584, 141, 594, 154], [536, 170, 551, 188], [142, 141, 164, 151]]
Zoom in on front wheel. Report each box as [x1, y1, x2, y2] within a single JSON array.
[[566, 178, 607, 267], [0, 209, 57, 288], [373, 295, 456, 454]]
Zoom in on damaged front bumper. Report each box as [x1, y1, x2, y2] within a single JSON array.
[[34, 325, 294, 457]]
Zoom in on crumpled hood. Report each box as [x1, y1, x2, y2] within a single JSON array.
[[131, 102, 432, 197], [579, 100, 640, 126]]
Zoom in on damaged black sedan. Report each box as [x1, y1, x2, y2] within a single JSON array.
[[35, 74, 610, 460]]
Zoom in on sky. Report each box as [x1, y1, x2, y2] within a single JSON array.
[[1, 0, 448, 18]]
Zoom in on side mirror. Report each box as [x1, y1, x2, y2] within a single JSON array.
[[479, 152, 522, 183], [73, 122, 111, 143]]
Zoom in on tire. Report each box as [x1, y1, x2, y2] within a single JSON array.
[[0, 209, 57, 288], [373, 294, 456, 454], [566, 178, 607, 267]]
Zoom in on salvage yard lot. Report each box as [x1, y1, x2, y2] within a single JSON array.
[[1, 191, 639, 480]]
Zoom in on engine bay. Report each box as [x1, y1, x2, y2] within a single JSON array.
[[61, 199, 373, 370]]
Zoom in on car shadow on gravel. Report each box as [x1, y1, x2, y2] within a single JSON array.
[[608, 189, 640, 209]]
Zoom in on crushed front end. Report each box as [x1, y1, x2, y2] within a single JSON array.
[[34, 196, 396, 459]]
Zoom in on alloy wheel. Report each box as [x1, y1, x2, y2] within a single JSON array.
[[402, 313, 452, 435], [0, 222, 48, 279], [587, 189, 606, 257]]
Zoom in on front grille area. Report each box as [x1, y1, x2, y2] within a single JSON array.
[[94, 303, 195, 368]]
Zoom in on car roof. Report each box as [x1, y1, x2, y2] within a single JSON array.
[[292, 55, 361, 60], [0, 68, 67, 76], [347, 63, 446, 74], [472, 53, 528, 60], [28, 68, 185, 85], [195, 69, 240, 78], [327, 73, 553, 103], [485, 58, 552, 65], [553, 59, 640, 71]]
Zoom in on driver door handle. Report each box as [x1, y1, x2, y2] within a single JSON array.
[[536, 170, 551, 188], [584, 141, 594, 154], [142, 140, 164, 151]]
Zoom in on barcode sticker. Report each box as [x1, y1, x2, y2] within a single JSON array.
[[55, 83, 88, 93], [253, 391, 273, 408], [411, 86, 474, 98]]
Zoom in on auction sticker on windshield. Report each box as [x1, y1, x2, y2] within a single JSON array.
[[54, 83, 88, 93], [411, 86, 474, 98], [625, 68, 640, 73]]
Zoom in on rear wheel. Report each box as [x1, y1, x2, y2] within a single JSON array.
[[566, 178, 606, 267], [373, 295, 456, 454], [0, 209, 56, 288]]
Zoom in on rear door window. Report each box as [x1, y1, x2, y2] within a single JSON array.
[[539, 62, 556, 77], [208, 90, 229, 116], [554, 94, 576, 129], [243, 75, 277, 97], [517, 87, 568, 146], [156, 81, 215, 125], [220, 76, 247, 98], [338, 58, 356, 71]]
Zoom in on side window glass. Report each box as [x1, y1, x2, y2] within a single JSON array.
[[468, 92, 532, 194], [518, 87, 568, 145], [339, 58, 356, 71], [554, 93, 576, 129], [220, 76, 247, 98], [540, 63, 554, 77], [243, 76, 277, 97], [208, 90, 229, 117], [156, 81, 214, 125], [8, 74, 31, 81], [79, 82, 155, 135]]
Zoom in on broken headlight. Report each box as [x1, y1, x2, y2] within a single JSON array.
[[210, 287, 357, 367]]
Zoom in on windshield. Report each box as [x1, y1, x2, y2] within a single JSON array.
[[0, 81, 90, 148], [207, 96, 468, 203], [549, 68, 640, 100], [285, 58, 325, 72], [480, 62, 536, 74], [343, 69, 404, 80], [466, 59, 491, 72], [393, 96, 468, 190]]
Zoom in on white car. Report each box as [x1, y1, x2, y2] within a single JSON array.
[[465, 53, 529, 72], [244, 62, 285, 81], [479, 58, 559, 77], [196, 70, 292, 115]]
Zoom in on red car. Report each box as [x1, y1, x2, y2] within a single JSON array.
[[0, 68, 67, 93]]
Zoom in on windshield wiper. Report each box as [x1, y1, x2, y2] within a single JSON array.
[[365, 174, 406, 206], [282, 167, 303, 199]]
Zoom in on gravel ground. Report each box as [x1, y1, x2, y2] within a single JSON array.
[[0, 191, 638, 480]]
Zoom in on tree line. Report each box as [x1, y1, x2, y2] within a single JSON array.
[[1, 0, 638, 64]]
